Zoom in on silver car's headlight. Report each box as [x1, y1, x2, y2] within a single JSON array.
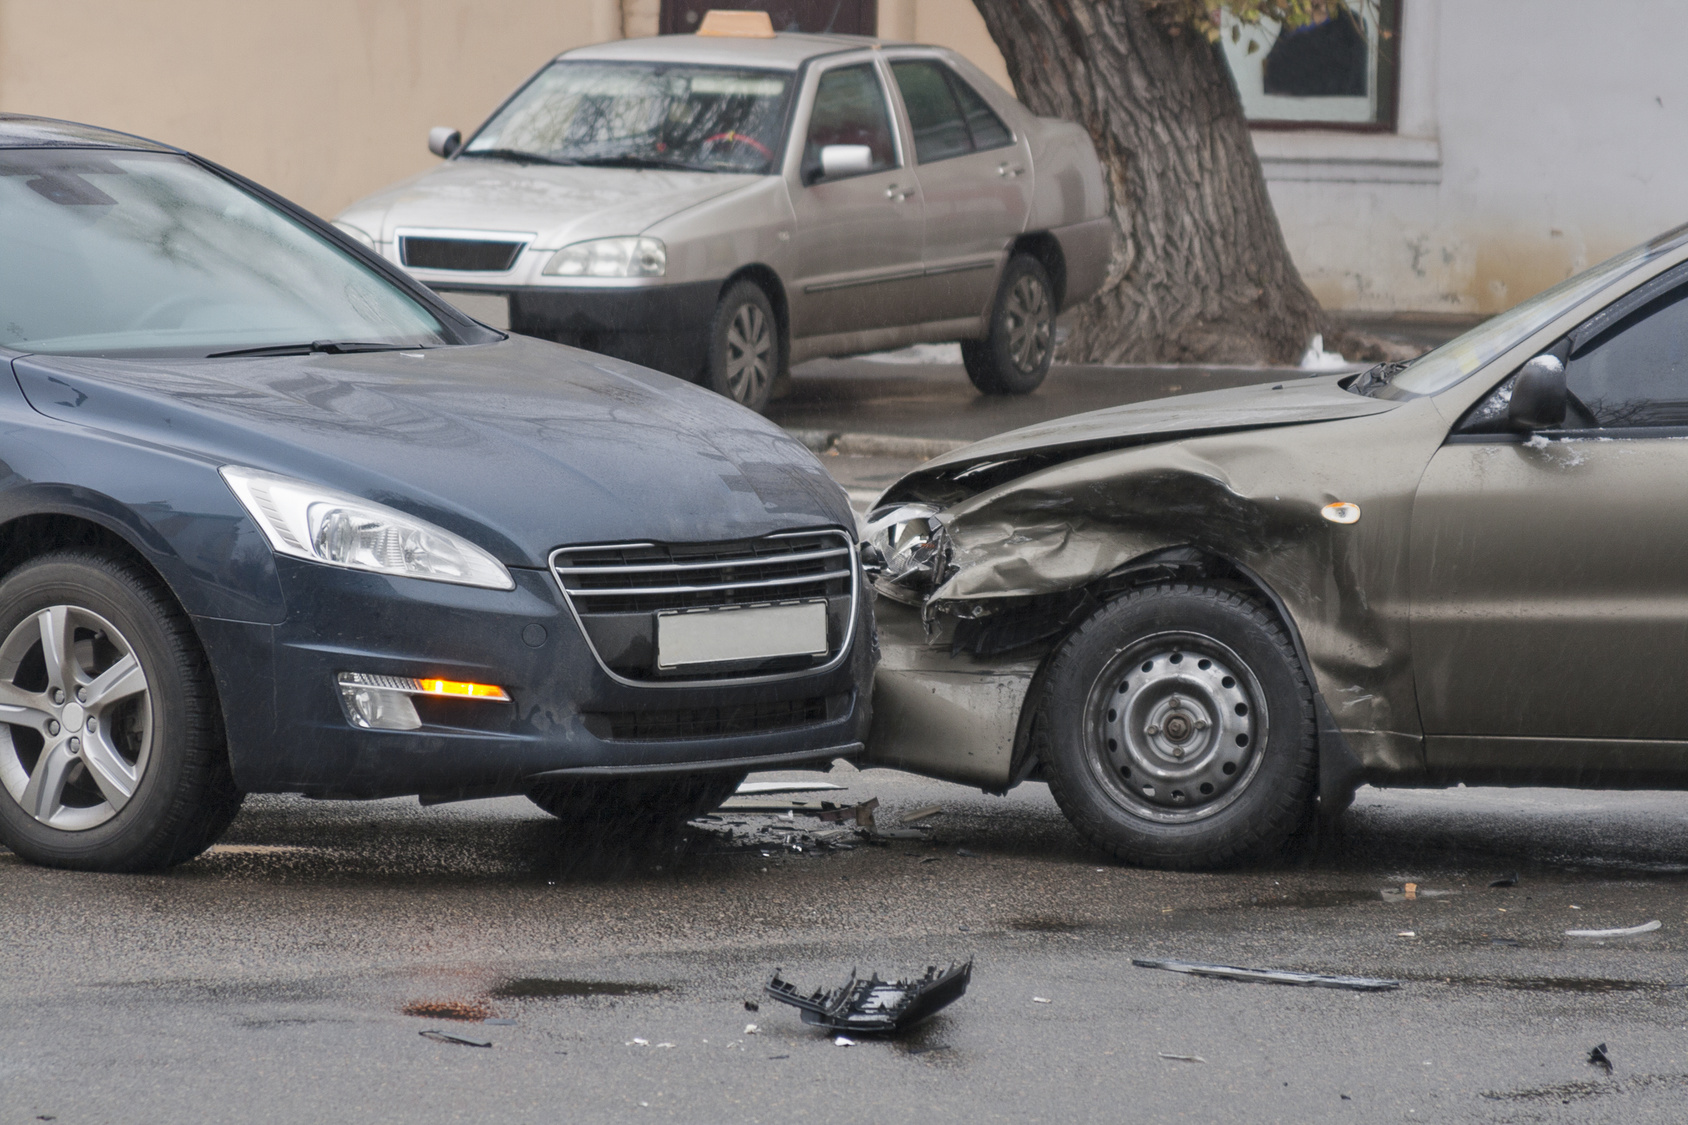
[[543, 236, 666, 278], [863, 502, 949, 592], [220, 467, 515, 590]]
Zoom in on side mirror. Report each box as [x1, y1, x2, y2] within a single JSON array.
[[818, 144, 873, 180], [428, 127, 462, 159], [1507, 354, 1567, 432]]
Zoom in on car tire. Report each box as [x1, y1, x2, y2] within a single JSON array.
[[0, 552, 242, 872], [705, 280, 781, 413], [1034, 583, 1316, 869], [526, 771, 747, 831], [962, 254, 1056, 395]]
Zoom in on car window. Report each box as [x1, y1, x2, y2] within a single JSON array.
[[1564, 283, 1688, 428], [0, 149, 449, 358], [890, 61, 971, 164], [948, 71, 1014, 151], [803, 64, 898, 179], [463, 61, 792, 174]]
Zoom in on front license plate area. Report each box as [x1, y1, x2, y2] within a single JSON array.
[[657, 601, 829, 670]]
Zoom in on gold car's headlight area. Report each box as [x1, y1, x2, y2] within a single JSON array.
[[862, 502, 951, 603]]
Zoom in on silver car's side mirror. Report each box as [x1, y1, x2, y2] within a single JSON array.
[[819, 144, 873, 179], [1508, 354, 1568, 432], [429, 127, 462, 159]]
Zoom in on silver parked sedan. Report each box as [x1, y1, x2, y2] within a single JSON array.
[[335, 23, 1110, 412]]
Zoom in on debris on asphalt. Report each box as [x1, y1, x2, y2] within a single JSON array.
[[743, 1023, 758, 1035], [1489, 872, 1520, 887], [1588, 1043, 1613, 1073], [816, 798, 879, 828], [420, 1029, 492, 1048], [1158, 1053, 1207, 1063], [898, 805, 944, 825], [834, 1035, 856, 1047], [1397, 931, 1416, 937], [1032, 996, 1051, 1004], [744, 1000, 759, 1012], [956, 848, 980, 858], [1132, 958, 1403, 992], [735, 781, 846, 796], [483, 1018, 517, 1026], [1490, 938, 1520, 947], [627, 1038, 649, 1046], [1565, 920, 1661, 938], [1404, 882, 1418, 900], [765, 960, 974, 1034]]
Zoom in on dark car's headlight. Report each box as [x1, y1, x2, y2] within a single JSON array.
[[221, 467, 515, 590], [863, 503, 949, 595]]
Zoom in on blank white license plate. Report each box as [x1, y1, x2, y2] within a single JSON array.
[[657, 602, 829, 669], [437, 290, 510, 330]]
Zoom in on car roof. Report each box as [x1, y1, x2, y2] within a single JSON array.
[[0, 114, 172, 151], [560, 31, 911, 71]]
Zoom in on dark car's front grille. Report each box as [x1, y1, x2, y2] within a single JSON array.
[[400, 236, 525, 271], [552, 530, 857, 683], [583, 695, 836, 741]]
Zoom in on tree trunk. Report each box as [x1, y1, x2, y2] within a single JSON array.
[[971, 0, 1324, 365]]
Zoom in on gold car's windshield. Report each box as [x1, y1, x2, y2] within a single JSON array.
[[462, 62, 794, 174], [1358, 222, 1688, 399]]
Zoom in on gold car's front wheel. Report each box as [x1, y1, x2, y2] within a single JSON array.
[[1035, 583, 1317, 869]]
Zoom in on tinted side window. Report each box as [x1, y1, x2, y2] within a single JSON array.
[[950, 72, 1013, 150], [804, 65, 898, 177], [1566, 284, 1688, 427], [891, 61, 971, 164]]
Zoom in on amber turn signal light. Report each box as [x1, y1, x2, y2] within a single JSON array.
[[1321, 502, 1361, 525]]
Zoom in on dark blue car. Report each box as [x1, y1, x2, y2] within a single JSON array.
[[0, 116, 872, 871]]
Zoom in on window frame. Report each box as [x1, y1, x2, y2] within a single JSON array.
[[1225, 0, 1403, 135], [798, 57, 905, 185]]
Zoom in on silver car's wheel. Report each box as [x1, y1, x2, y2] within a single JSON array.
[[962, 254, 1057, 395], [0, 604, 153, 831], [0, 552, 242, 871], [1004, 272, 1053, 374], [706, 280, 781, 413]]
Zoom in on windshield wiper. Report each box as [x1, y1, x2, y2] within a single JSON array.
[[206, 340, 415, 359], [1349, 359, 1411, 397], [570, 155, 714, 172], [457, 148, 576, 166]]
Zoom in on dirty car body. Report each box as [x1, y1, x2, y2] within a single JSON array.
[[334, 29, 1109, 410], [864, 221, 1688, 868], [0, 116, 872, 872]]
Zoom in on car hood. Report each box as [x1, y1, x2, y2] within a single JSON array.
[[884, 374, 1402, 505], [12, 336, 852, 568], [339, 160, 762, 248]]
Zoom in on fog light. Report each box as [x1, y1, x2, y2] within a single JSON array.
[[336, 672, 511, 731]]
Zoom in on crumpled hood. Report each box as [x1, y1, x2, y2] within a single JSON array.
[[341, 160, 760, 248], [13, 336, 852, 567]]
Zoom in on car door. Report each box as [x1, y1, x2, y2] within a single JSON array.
[[887, 56, 1033, 325], [1409, 266, 1688, 769], [785, 59, 927, 342]]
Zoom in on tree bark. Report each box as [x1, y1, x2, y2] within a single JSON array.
[[971, 0, 1325, 365]]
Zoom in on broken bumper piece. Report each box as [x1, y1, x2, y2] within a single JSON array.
[[764, 959, 973, 1033]]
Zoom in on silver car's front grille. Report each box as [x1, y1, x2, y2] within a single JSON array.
[[550, 530, 858, 685], [400, 236, 525, 271]]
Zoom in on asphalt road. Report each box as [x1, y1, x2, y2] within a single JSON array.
[[4, 772, 1688, 1124]]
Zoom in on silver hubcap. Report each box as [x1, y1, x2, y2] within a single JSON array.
[[723, 302, 772, 404], [1085, 633, 1265, 824], [1005, 274, 1052, 374], [0, 605, 152, 831]]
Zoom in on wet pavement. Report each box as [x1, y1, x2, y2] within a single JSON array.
[[4, 769, 1688, 1123]]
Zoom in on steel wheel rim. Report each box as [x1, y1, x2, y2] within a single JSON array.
[[724, 302, 772, 403], [0, 605, 153, 831], [1005, 274, 1052, 374], [1082, 631, 1266, 824]]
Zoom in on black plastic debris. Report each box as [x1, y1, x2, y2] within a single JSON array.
[[1489, 873, 1520, 888], [744, 1000, 759, 1012], [765, 959, 973, 1034], [420, 1029, 492, 1048], [1132, 958, 1402, 992], [1588, 1043, 1613, 1073]]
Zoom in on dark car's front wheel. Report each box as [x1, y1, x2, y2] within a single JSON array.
[[1035, 584, 1316, 869], [962, 254, 1056, 395], [0, 552, 242, 871], [705, 280, 781, 413]]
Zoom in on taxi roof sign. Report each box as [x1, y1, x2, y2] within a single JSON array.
[[696, 10, 777, 38]]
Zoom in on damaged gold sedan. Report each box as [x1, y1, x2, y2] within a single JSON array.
[[861, 222, 1688, 868]]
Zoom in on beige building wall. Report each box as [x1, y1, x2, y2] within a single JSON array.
[[0, 0, 622, 217]]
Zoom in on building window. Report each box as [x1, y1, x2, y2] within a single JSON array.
[[1219, 0, 1401, 131]]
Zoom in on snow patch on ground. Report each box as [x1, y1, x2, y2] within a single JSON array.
[[859, 342, 964, 365], [1299, 334, 1349, 372]]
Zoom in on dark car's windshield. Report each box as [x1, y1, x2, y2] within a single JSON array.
[[1355, 223, 1688, 399], [0, 148, 450, 358], [462, 61, 793, 174]]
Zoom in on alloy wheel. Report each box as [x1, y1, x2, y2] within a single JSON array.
[[0, 604, 153, 831], [1084, 631, 1266, 824], [1005, 274, 1052, 374], [723, 301, 773, 405]]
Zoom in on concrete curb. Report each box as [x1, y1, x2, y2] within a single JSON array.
[[786, 428, 969, 461]]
